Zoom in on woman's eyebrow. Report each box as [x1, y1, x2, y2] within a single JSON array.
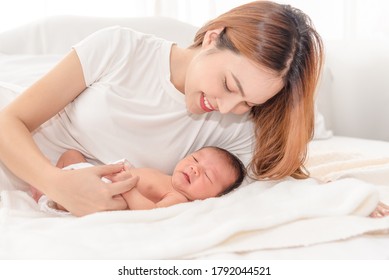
[[231, 72, 246, 97]]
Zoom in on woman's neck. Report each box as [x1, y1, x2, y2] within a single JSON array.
[[169, 45, 199, 94]]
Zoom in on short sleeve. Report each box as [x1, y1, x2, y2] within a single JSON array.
[[72, 26, 135, 86]]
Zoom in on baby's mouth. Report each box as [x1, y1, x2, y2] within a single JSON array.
[[183, 172, 191, 183]]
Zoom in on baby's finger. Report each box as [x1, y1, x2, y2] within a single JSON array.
[[108, 176, 139, 196]]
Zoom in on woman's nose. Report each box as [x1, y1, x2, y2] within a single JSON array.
[[217, 98, 236, 114], [216, 92, 247, 114], [217, 99, 248, 114]]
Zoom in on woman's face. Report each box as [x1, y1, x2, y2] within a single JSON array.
[[184, 30, 284, 115]]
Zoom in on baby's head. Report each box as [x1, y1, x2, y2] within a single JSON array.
[[171, 146, 246, 201]]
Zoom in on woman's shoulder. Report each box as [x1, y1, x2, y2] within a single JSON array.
[[75, 25, 167, 51], [104, 26, 168, 44], [72, 25, 171, 85]]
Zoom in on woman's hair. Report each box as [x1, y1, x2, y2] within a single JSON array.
[[201, 146, 246, 195], [190, 1, 324, 180]]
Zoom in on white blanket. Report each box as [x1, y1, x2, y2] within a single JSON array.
[[1, 171, 388, 259]]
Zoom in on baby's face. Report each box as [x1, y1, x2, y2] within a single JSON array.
[[171, 148, 236, 200]]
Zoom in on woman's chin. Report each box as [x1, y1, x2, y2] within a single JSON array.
[[187, 106, 205, 115]]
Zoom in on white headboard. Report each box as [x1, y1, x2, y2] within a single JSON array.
[[0, 15, 198, 54], [315, 40, 389, 141]]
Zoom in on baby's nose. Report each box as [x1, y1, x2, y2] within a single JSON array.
[[190, 165, 200, 175]]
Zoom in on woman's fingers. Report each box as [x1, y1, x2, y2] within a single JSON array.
[[51, 165, 139, 215], [95, 163, 126, 177], [104, 176, 139, 210], [109, 176, 139, 196]]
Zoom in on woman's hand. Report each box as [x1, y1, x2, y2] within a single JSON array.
[[369, 202, 389, 218], [46, 163, 139, 216]]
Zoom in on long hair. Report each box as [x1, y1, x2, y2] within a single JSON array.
[[190, 1, 323, 180]]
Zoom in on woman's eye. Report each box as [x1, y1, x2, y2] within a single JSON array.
[[245, 101, 258, 108], [223, 77, 231, 93]]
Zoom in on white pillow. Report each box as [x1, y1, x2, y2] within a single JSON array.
[[0, 16, 197, 55], [313, 66, 333, 140], [314, 109, 333, 140], [0, 53, 62, 87]]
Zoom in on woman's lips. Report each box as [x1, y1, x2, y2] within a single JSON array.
[[200, 93, 216, 112]]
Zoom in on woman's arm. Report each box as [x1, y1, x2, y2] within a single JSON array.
[[0, 51, 84, 186], [0, 50, 138, 216], [29, 149, 88, 202]]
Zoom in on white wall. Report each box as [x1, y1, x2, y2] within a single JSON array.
[[1, 0, 388, 41]]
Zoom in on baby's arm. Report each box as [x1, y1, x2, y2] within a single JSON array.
[[123, 188, 157, 210], [123, 189, 185, 210], [156, 194, 188, 208]]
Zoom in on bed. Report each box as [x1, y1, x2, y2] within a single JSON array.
[[0, 16, 388, 260]]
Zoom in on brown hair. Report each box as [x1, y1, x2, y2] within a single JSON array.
[[200, 146, 246, 195], [190, 1, 324, 180]]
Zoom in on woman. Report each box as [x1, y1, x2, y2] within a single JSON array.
[[0, 1, 323, 216]]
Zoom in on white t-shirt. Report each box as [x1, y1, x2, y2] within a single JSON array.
[[32, 26, 255, 174]]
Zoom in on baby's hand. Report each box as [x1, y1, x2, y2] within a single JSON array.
[[369, 202, 389, 218], [104, 164, 133, 183]]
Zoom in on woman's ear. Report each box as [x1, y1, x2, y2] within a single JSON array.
[[202, 27, 225, 48]]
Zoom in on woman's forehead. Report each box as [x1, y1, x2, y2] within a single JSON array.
[[201, 41, 284, 100], [228, 57, 284, 104]]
